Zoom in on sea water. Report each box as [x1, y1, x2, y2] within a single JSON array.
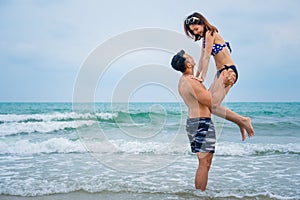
[[0, 102, 299, 199]]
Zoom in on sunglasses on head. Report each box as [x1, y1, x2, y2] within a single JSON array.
[[185, 16, 200, 25]]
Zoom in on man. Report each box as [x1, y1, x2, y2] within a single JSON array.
[[171, 50, 215, 191]]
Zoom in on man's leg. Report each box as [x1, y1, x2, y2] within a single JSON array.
[[195, 152, 214, 191]]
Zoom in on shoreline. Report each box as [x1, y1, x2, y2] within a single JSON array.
[[0, 191, 280, 200]]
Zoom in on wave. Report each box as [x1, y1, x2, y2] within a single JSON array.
[[215, 142, 300, 156], [0, 138, 86, 155], [0, 112, 99, 123], [0, 111, 179, 123], [0, 111, 181, 136], [0, 181, 298, 199], [0, 138, 188, 155], [0, 120, 97, 136], [1, 137, 299, 156], [0, 112, 119, 136], [4, 110, 299, 135]]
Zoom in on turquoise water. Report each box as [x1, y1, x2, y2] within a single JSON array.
[[0, 102, 299, 199]]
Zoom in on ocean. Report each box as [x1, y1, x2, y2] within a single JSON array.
[[0, 102, 299, 200]]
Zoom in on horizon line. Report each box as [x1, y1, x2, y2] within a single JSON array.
[[0, 101, 299, 103]]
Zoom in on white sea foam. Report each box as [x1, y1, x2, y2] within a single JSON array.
[[0, 138, 86, 155], [215, 141, 300, 156], [1, 135, 299, 156], [0, 137, 187, 155], [1, 177, 298, 199], [0, 120, 97, 136], [95, 112, 118, 120], [82, 140, 300, 156], [109, 139, 187, 154], [0, 112, 118, 123], [0, 112, 91, 122]]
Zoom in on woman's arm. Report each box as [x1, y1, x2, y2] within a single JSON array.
[[199, 31, 214, 81], [196, 46, 205, 78]]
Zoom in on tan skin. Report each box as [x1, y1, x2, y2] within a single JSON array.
[[189, 24, 236, 82], [178, 55, 211, 119], [189, 24, 254, 141], [178, 53, 213, 191]]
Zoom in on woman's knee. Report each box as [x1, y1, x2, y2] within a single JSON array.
[[211, 103, 220, 113]]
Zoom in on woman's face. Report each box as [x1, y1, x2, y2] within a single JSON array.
[[189, 24, 204, 37]]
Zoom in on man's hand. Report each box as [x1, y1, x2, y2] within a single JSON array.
[[220, 70, 235, 87]]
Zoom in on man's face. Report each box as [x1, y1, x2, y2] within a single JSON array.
[[183, 54, 195, 68]]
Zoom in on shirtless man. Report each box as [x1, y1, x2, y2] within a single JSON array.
[[171, 50, 215, 191]]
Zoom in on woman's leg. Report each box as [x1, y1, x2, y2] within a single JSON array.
[[209, 74, 254, 140]]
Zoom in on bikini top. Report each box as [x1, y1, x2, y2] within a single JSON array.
[[203, 39, 232, 56]]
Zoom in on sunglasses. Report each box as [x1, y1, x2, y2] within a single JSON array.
[[185, 16, 200, 25]]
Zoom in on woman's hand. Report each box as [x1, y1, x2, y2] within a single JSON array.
[[188, 75, 204, 83]]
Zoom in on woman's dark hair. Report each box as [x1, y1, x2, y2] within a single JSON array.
[[184, 12, 218, 41]]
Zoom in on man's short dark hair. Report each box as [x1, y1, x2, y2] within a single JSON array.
[[171, 50, 186, 73]]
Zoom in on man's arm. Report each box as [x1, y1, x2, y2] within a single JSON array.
[[189, 78, 212, 109]]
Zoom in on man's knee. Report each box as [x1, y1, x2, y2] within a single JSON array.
[[199, 157, 211, 168], [199, 153, 213, 167]]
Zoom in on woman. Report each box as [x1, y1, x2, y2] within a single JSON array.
[[184, 12, 254, 140]]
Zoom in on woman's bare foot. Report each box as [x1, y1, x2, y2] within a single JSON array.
[[241, 117, 255, 139], [239, 127, 247, 141]]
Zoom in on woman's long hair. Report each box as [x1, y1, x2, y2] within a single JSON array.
[[184, 12, 218, 41]]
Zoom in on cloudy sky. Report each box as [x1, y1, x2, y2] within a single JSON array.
[[1, 0, 300, 102]]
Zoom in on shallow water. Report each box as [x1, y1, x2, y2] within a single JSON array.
[[0, 102, 299, 199]]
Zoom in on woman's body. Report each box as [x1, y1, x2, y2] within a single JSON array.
[[184, 12, 254, 140]]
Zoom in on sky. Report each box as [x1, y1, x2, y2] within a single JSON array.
[[1, 0, 300, 102]]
